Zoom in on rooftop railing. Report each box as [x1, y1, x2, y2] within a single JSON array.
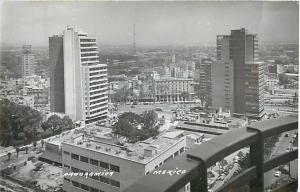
[[124, 116, 298, 192]]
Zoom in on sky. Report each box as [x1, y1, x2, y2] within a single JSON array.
[[1, 1, 299, 46]]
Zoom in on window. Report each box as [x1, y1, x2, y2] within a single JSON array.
[[71, 167, 79, 173], [110, 179, 120, 188], [80, 156, 89, 163], [90, 187, 99, 192], [72, 181, 80, 188], [81, 184, 90, 191], [71, 153, 79, 160], [100, 161, 109, 169], [100, 176, 110, 184], [63, 151, 70, 155], [110, 164, 120, 172], [90, 175, 99, 180], [90, 158, 98, 166]]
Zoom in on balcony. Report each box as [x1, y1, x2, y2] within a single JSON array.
[[124, 116, 298, 192]]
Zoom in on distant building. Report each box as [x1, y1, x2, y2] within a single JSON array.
[[211, 28, 265, 119], [22, 75, 50, 108], [212, 35, 234, 112], [0, 95, 35, 108], [49, 26, 108, 124], [21, 45, 36, 77], [154, 77, 195, 102], [198, 58, 212, 106]]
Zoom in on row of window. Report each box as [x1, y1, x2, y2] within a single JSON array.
[[90, 94, 107, 101], [81, 48, 98, 52], [89, 67, 107, 71], [90, 80, 108, 86], [80, 39, 96, 42], [90, 71, 107, 76], [90, 76, 107, 81], [81, 53, 98, 58], [81, 44, 97, 47], [90, 107, 108, 115], [90, 98, 108, 105], [64, 166, 120, 188], [82, 58, 99, 62], [90, 85, 107, 91], [90, 102, 108, 110], [90, 89, 107, 96], [65, 152, 120, 172], [65, 178, 105, 192]]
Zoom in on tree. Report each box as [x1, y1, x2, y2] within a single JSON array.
[[48, 115, 63, 132], [7, 152, 11, 160], [62, 116, 74, 131], [112, 110, 159, 143], [0, 99, 43, 146], [16, 147, 20, 157]]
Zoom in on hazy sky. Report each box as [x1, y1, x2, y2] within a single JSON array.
[[1, 1, 299, 46]]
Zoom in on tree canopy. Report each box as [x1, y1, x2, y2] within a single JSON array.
[[0, 99, 43, 146], [113, 111, 159, 143]]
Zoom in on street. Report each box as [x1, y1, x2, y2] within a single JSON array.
[[264, 130, 298, 190]]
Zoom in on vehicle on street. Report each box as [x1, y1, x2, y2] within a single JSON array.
[[274, 171, 281, 177], [234, 156, 240, 163], [155, 107, 162, 111]]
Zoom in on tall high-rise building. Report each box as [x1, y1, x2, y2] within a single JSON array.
[[198, 58, 212, 107], [49, 26, 108, 124], [211, 28, 265, 118], [21, 45, 36, 77], [211, 35, 234, 112]]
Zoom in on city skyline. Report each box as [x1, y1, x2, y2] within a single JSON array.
[[1, 1, 299, 47]]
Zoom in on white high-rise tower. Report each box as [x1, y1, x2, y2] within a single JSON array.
[[50, 26, 108, 124]]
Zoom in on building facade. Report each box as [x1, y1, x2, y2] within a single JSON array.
[[61, 129, 187, 192], [49, 26, 108, 124], [212, 35, 234, 112], [21, 45, 36, 77], [211, 28, 265, 118], [198, 58, 212, 107], [154, 77, 195, 102]]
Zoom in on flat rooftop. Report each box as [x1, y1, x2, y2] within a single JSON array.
[[62, 129, 186, 164], [45, 124, 112, 146], [155, 77, 193, 81], [176, 122, 227, 135]]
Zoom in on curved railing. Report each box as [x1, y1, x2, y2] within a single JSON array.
[[123, 116, 298, 192]]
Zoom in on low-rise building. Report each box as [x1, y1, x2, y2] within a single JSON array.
[[61, 127, 187, 192]]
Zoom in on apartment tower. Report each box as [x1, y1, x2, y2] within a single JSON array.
[[211, 28, 265, 118], [49, 26, 108, 124]]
